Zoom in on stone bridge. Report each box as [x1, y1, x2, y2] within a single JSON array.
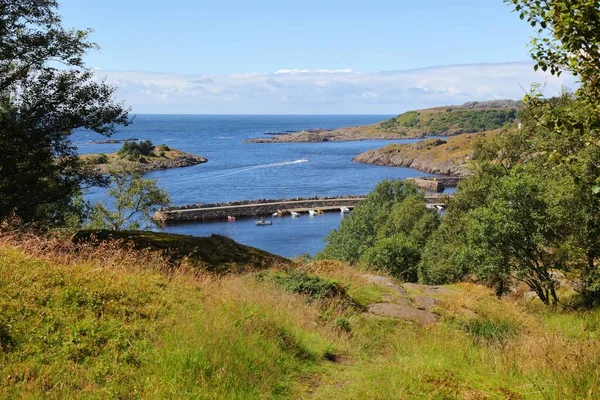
[[154, 194, 449, 224]]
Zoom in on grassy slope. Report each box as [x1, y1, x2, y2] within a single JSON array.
[[377, 106, 517, 136], [2, 233, 600, 399], [248, 101, 519, 142]]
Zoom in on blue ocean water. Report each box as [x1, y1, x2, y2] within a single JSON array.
[[73, 115, 446, 258]]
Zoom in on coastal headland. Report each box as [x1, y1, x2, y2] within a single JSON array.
[[245, 100, 518, 143]]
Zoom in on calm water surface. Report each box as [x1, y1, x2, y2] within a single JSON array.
[[74, 115, 448, 258]]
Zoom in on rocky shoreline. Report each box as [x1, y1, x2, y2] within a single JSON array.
[[245, 125, 426, 143], [351, 133, 494, 176]]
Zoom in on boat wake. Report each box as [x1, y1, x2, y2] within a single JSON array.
[[196, 159, 308, 181]]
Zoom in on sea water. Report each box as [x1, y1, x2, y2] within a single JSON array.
[[73, 114, 447, 258]]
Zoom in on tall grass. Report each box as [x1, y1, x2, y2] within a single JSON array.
[[1, 230, 600, 398]]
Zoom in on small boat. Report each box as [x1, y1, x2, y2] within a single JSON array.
[[272, 212, 278, 217], [340, 206, 350, 213], [308, 210, 318, 216], [227, 216, 236, 222], [290, 211, 300, 218], [300, 157, 308, 163], [255, 219, 273, 226]]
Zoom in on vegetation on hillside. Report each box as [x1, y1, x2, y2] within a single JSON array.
[[380, 107, 518, 135], [86, 163, 170, 230]]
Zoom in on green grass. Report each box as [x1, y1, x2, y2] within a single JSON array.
[[459, 316, 519, 344], [2, 235, 600, 398], [267, 270, 347, 300]]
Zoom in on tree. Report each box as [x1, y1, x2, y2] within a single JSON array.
[[0, 0, 129, 225], [361, 234, 421, 282], [316, 180, 418, 263], [87, 164, 170, 231]]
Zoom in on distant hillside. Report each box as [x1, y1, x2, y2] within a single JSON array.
[[379, 100, 519, 135], [246, 100, 520, 143]]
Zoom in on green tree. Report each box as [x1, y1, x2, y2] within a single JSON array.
[[88, 164, 170, 231], [316, 180, 418, 263], [361, 234, 421, 282], [0, 0, 129, 225]]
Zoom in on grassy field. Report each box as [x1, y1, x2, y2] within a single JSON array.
[[1, 230, 599, 399]]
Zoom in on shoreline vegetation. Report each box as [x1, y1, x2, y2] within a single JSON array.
[[80, 142, 207, 174], [245, 100, 519, 143]]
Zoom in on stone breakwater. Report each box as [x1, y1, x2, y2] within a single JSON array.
[[154, 194, 449, 224]]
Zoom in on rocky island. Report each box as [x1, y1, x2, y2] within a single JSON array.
[[81, 141, 207, 174], [353, 130, 501, 176], [245, 100, 519, 143]]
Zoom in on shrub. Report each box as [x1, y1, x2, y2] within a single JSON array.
[[361, 235, 420, 282], [158, 144, 170, 152], [271, 271, 346, 300]]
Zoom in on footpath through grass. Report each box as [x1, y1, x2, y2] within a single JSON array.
[[1, 233, 600, 399]]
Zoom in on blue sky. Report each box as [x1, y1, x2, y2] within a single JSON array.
[[58, 0, 576, 113]]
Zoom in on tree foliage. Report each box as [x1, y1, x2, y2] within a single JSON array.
[[0, 0, 129, 225], [118, 140, 155, 161], [317, 180, 439, 282], [419, 94, 600, 305], [87, 164, 170, 231]]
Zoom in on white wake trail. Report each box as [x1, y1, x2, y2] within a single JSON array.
[[196, 159, 308, 181]]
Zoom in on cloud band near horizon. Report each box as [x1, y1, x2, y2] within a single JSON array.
[[95, 62, 577, 114]]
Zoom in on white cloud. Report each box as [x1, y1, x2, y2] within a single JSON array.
[[95, 62, 577, 114]]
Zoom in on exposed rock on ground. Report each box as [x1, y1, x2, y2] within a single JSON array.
[[361, 274, 453, 325]]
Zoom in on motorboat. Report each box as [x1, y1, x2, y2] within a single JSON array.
[[272, 212, 278, 217], [290, 211, 300, 218], [308, 210, 318, 216], [227, 216, 236, 222], [340, 206, 350, 213], [255, 219, 272, 226]]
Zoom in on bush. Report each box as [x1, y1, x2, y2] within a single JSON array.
[[271, 271, 346, 300], [361, 235, 420, 282], [117, 140, 155, 160], [158, 144, 170, 152]]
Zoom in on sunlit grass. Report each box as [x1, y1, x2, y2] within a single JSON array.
[[1, 231, 600, 398]]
